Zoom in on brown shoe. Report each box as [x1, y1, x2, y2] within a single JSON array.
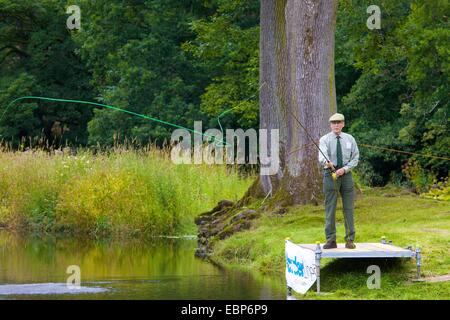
[[323, 240, 337, 249], [345, 240, 356, 249]]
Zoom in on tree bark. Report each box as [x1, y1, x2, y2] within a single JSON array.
[[259, 0, 338, 205]]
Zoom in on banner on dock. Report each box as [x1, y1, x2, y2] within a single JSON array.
[[285, 240, 317, 294]]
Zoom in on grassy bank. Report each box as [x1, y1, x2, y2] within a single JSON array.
[[0, 147, 252, 237], [211, 186, 450, 299]]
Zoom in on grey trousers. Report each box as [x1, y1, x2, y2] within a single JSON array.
[[323, 171, 355, 242]]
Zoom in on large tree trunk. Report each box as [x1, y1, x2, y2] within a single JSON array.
[[259, 0, 338, 205]]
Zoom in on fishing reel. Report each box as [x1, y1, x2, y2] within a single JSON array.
[[326, 162, 338, 181], [331, 171, 337, 181]]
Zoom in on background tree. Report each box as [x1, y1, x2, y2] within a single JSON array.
[[0, 0, 94, 147], [256, 0, 338, 205], [337, 0, 449, 186], [73, 0, 212, 146], [182, 0, 260, 130]]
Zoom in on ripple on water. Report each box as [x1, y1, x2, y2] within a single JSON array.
[[0, 283, 108, 295]]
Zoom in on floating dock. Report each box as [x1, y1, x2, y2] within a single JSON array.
[[287, 238, 421, 294], [299, 242, 416, 258]]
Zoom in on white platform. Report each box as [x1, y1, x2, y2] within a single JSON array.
[[286, 241, 420, 294], [298, 243, 415, 258]]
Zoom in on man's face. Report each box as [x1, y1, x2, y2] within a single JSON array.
[[330, 121, 344, 134]]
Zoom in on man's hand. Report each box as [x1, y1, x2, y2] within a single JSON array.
[[336, 168, 345, 177], [326, 161, 334, 169]]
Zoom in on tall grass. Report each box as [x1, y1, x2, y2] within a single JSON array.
[[0, 144, 253, 237]]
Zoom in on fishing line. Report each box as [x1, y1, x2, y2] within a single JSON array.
[[2, 96, 449, 161], [358, 144, 450, 161], [216, 84, 263, 147], [0, 96, 230, 146]]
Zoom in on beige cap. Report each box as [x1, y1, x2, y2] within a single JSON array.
[[329, 113, 345, 122]]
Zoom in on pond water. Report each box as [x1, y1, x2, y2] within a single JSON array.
[[0, 230, 286, 300]]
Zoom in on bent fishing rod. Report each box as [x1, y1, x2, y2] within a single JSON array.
[[287, 109, 338, 180]]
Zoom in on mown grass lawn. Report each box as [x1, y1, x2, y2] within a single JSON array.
[[211, 186, 450, 299]]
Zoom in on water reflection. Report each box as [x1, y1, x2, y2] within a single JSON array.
[[0, 231, 285, 299]]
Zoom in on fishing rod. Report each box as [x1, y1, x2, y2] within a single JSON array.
[[258, 81, 337, 179], [286, 108, 338, 180]]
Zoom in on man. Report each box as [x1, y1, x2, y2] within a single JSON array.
[[318, 113, 359, 249]]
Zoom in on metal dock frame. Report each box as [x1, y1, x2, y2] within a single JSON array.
[[312, 238, 422, 293], [287, 237, 422, 296], [315, 242, 322, 293]]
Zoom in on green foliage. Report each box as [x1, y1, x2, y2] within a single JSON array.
[[72, 0, 210, 146], [0, 0, 95, 147], [338, 0, 449, 185], [182, 0, 260, 129], [396, 0, 449, 176], [0, 73, 41, 142], [421, 177, 450, 201], [402, 158, 436, 193]]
